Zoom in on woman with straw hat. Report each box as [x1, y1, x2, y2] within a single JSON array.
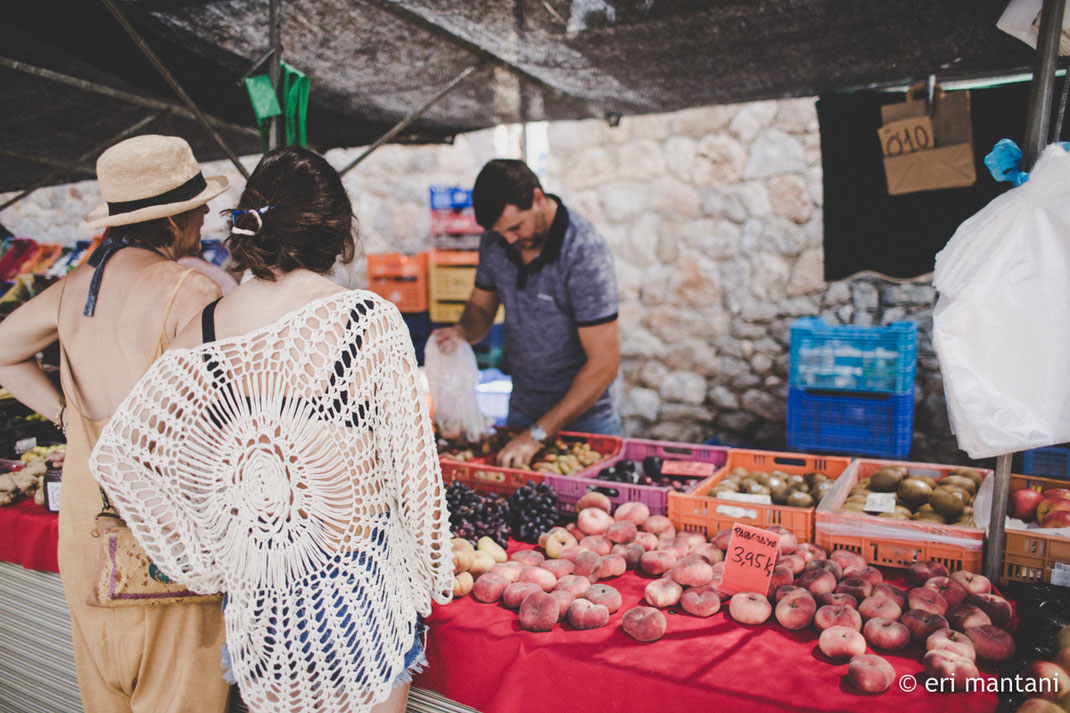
[[0, 134, 232, 713]]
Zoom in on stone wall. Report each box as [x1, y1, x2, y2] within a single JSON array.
[[0, 99, 975, 465]]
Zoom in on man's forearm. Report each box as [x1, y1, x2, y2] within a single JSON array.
[[534, 359, 617, 436], [457, 301, 495, 344]]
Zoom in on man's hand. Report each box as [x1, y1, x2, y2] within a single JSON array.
[[496, 431, 542, 469], [431, 325, 466, 354]]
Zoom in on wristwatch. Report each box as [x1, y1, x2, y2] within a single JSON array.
[[528, 424, 548, 442]]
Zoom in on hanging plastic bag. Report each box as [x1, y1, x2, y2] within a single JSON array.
[[932, 144, 1070, 458], [424, 337, 493, 442]]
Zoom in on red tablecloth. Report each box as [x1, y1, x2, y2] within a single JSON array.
[[0, 498, 59, 572], [415, 543, 1003, 713]]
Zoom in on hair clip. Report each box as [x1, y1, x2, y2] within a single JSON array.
[[231, 206, 276, 236]]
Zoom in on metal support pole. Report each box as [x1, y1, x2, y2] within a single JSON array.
[[0, 57, 260, 138], [0, 113, 163, 214], [983, 453, 1012, 583], [1021, 0, 1067, 171], [100, 0, 250, 178], [339, 62, 482, 176], [267, 0, 282, 150]]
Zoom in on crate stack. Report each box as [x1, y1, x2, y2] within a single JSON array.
[[786, 316, 918, 458], [1022, 444, 1070, 481], [429, 186, 481, 251], [429, 250, 504, 369], [366, 252, 430, 363]]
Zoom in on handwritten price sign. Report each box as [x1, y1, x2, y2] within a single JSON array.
[[877, 116, 934, 157], [719, 522, 780, 596]]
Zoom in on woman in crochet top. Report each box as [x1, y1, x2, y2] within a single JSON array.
[[91, 146, 453, 713]]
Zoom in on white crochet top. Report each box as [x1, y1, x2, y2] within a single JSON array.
[[90, 290, 453, 713]]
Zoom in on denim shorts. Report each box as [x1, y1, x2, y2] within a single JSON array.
[[220, 545, 427, 691]]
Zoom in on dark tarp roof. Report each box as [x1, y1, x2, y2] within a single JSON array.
[[0, 0, 1041, 192]]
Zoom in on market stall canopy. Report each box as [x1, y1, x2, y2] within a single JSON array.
[[0, 0, 1041, 192]]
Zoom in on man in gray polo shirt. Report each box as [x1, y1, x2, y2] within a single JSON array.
[[432, 159, 621, 468]]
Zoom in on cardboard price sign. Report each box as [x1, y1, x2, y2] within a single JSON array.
[[877, 116, 934, 157], [719, 523, 780, 596], [660, 460, 715, 477]]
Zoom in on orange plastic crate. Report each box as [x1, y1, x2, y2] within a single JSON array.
[[439, 431, 621, 498], [814, 458, 991, 573], [667, 448, 852, 543], [1002, 473, 1070, 585], [366, 252, 428, 311]]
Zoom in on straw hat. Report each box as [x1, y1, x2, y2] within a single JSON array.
[[85, 135, 229, 230]]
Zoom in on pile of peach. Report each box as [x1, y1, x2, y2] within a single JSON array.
[[735, 549, 1018, 694], [450, 491, 733, 642]]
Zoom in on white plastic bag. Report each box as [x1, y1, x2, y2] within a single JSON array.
[[932, 144, 1070, 458], [424, 338, 493, 442]]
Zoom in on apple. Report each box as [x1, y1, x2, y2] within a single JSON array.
[[923, 649, 979, 690], [1036, 497, 1070, 523], [863, 617, 910, 651], [729, 591, 773, 625], [1011, 488, 1046, 521], [925, 627, 976, 660], [775, 589, 818, 630], [945, 604, 991, 631], [964, 593, 1013, 627], [814, 604, 862, 632], [818, 625, 866, 659], [847, 654, 896, 693], [1040, 510, 1070, 529], [949, 570, 992, 595]]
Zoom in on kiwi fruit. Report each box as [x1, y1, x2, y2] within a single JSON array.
[[913, 512, 947, 523], [840, 501, 866, 513], [938, 484, 972, 505], [878, 511, 910, 520], [766, 474, 785, 490], [894, 505, 914, 518], [730, 466, 749, 477], [771, 484, 794, 505], [930, 489, 965, 519], [786, 474, 807, 488], [898, 478, 934, 509], [751, 472, 771, 486], [717, 481, 740, 493], [804, 472, 829, 487], [951, 468, 985, 489], [786, 491, 815, 508], [857, 478, 871, 489], [916, 503, 936, 515], [940, 475, 977, 496], [744, 481, 771, 495], [810, 481, 832, 501], [869, 467, 905, 492], [913, 475, 939, 489]]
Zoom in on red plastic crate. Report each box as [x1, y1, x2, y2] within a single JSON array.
[[543, 439, 729, 518], [814, 458, 992, 573], [1002, 473, 1070, 585], [366, 252, 428, 311], [438, 431, 620, 498], [667, 448, 853, 543]]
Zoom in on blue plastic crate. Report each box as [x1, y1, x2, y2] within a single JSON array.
[[789, 317, 918, 394], [1023, 445, 1070, 481], [787, 388, 914, 458], [429, 185, 473, 211]]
